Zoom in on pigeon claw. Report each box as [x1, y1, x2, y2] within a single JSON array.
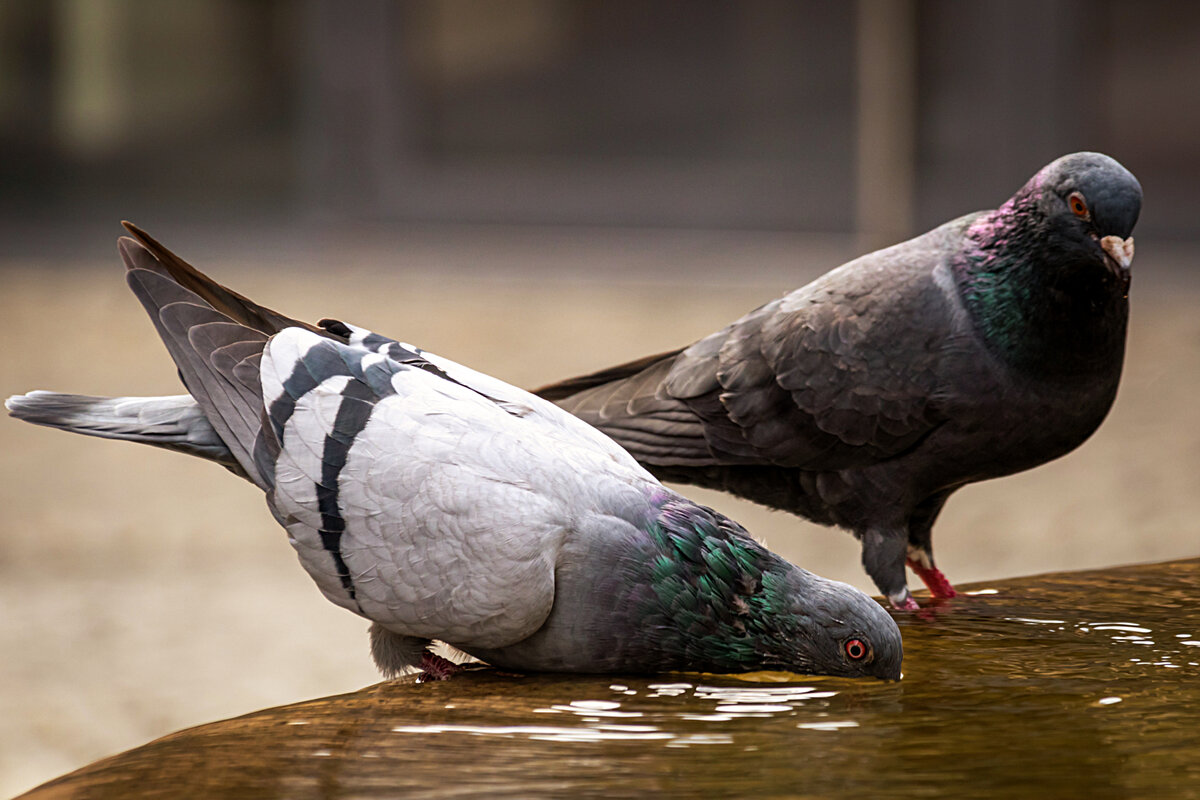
[[416, 652, 463, 682]]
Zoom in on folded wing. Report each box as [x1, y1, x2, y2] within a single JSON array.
[[263, 328, 643, 650]]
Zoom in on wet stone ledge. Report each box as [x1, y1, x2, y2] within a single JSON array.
[[19, 558, 1200, 800]]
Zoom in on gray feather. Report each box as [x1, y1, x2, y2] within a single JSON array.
[[4, 391, 242, 475]]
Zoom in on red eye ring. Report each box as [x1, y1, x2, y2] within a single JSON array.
[[844, 638, 869, 661], [1069, 192, 1089, 218]]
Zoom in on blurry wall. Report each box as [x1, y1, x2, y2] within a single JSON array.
[[0, 0, 294, 215], [0, 0, 1197, 237]]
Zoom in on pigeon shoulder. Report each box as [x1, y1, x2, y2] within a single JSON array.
[[334, 321, 657, 481], [780, 211, 984, 316]]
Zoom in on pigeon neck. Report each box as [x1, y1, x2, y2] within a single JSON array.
[[954, 197, 1128, 380], [623, 498, 810, 673]]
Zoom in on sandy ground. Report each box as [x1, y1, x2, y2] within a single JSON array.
[[2, 224, 1198, 796]]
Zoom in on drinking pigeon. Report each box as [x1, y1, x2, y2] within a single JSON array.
[[536, 152, 1141, 610], [6, 223, 902, 680]]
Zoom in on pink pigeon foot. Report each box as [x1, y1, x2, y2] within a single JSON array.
[[887, 589, 922, 611], [907, 559, 958, 599]]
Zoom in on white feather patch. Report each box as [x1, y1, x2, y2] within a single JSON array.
[[260, 328, 323, 409], [261, 322, 667, 652]]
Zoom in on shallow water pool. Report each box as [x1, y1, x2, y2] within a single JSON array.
[[22, 558, 1200, 799]]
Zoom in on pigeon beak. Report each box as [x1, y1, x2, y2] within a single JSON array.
[[1100, 235, 1135, 275]]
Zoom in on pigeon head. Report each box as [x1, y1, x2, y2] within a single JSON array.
[[1025, 152, 1142, 280], [957, 151, 1140, 375], [631, 498, 902, 679], [775, 571, 903, 680]]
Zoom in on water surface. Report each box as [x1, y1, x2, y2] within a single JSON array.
[[22, 559, 1200, 799]]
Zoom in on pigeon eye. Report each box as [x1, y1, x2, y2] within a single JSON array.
[[844, 638, 870, 661], [1069, 192, 1090, 219]]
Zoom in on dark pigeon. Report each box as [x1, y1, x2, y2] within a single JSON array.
[[6, 223, 902, 680], [535, 152, 1142, 610]]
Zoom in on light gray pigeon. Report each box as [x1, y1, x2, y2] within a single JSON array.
[[535, 152, 1142, 610], [6, 223, 902, 680]]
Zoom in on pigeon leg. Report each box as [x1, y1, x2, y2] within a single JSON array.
[[906, 550, 958, 599], [905, 493, 958, 599], [370, 624, 436, 678], [861, 528, 918, 610], [371, 624, 465, 681], [416, 652, 463, 682]]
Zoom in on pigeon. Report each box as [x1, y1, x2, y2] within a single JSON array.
[[535, 152, 1142, 610], [6, 223, 902, 681]]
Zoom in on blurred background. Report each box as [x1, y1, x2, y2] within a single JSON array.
[[2, 0, 1198, 795]]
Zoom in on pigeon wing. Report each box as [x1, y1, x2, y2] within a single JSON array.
[[321, 320, 658, 479], [121, 222, 331, 339], [262, 328, 641, 651], [123, 245, 272, 485], [676, 250, 953, 469], [119, 224, 346, 487], [543, 246, 955, 471]]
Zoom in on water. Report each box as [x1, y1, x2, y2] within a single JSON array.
[[23, 559, 1200, 799]]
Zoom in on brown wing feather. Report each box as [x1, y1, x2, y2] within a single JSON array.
[[117, 224, 349, 488], [120, 221, 333, 339]]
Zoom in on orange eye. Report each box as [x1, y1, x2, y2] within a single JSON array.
[[1069, 192, 1089, 218]]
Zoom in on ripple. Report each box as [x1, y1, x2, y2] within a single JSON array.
[[392, 724, 674, 742], [594, 724, 659, 733], [542, 703, 644, 719], [665, 733, 734, 747], [1089, 623, 1154, 634], [797, 720, 859, 731], [694, 685, 830, 705], [568, 700, 621, 711], [713, 704, 794, 715]]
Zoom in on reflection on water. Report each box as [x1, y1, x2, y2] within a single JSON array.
[[22, 559, 1200, 799]]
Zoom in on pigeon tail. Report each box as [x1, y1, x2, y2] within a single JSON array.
[[5, 391, 243, 476], [533, 348, 682, 402]]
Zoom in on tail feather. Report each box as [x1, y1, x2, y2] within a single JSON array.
[[8, 223, 353, 485], [5, 391, 245, 476], [532, 349, 682, 402]]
